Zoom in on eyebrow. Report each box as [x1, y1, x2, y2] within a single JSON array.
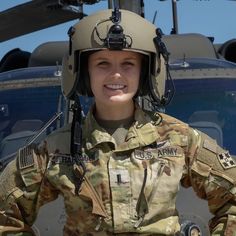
[[93, 56, 139, 61]]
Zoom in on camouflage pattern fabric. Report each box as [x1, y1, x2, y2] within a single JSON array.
[[0, 105, 236, 235]]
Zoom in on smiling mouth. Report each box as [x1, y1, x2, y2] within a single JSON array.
[[104, 84, 126, 90]]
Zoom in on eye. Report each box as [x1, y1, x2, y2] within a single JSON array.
[[122, 61, 136, 68], [123, 61, 134, 66], [97, 61, 110, 67]]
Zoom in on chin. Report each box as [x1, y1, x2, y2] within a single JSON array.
[[108, 97, 132, 104], [109, 94, 134, 102]]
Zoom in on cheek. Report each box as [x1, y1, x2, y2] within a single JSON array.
[[89, 71, 106, 96], [132, 78, 140, 92], [88, 68, 98, 94], [90, 75, 99, 94], [128, 70, 141, 89]]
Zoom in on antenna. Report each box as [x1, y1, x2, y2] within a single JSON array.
[[108, 0, 144, 16], [152, 10, 157, 24], [113, 0, 119, 8], [108, 0, 113, 8], [108, 0, 118, 9], [171, 0, 178, 34]]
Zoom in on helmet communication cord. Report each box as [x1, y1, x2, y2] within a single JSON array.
[[71, 93, 87, 194], [154, 28, 175, 107]]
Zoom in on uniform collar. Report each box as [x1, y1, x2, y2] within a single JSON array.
[[83, 103, 162, 151]]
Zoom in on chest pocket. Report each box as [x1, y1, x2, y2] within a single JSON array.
[[131, 144, 186, 220]]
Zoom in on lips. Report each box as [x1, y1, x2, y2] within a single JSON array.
[[104, 84, 126, 90]]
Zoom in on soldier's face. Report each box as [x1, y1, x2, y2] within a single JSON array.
[[88, 50, 141, 107]]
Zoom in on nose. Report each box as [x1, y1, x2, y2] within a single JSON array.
[[110, 64, 122, 78], [112, 72, 122, 79]]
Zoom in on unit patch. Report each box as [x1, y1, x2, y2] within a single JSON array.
[[217, 152, 236, 169]]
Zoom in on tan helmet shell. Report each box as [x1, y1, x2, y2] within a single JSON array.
[[62, 9, 166, 100]]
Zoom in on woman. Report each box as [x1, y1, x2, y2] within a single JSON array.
[[0, 9, 236, 236]]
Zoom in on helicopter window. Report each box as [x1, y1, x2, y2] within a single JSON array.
[[11, 119, 44, 133], [0, 85, 62, 158], [166, 77, 236, 154], [0, 66, 65, 161]]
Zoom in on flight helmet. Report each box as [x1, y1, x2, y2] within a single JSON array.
[[62, 8, 167, 103]]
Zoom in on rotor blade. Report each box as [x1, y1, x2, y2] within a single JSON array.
[[0, 0, 85, 43]]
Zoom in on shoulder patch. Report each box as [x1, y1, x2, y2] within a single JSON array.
[[17, 144, 45, 187], [217, 152, 236, 170]]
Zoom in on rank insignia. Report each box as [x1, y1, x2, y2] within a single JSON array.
[[217, 152, 236, 169]]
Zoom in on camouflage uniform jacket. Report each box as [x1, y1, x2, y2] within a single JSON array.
[[0, 105, 236, 235]]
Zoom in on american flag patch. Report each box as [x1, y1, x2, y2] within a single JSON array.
[[18, 146, 35, 170], [217, 152, 236, 169]]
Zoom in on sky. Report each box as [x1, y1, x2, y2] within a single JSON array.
[[0, 0, 236, 59]]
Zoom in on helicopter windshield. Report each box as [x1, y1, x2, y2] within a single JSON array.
[[0, 66, 65, 164], [166, 76, 236, 155]]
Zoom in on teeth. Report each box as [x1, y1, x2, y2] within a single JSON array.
[[105, 84, 125, 89]]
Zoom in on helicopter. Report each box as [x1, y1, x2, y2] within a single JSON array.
[[1, 0, 236, 235]]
